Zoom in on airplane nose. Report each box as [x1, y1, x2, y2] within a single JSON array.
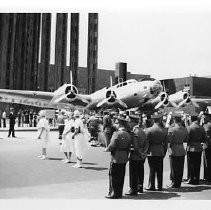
[[150, 81, 162, 96]]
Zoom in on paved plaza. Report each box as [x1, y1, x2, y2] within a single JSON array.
[[0, 130, 211, 200]]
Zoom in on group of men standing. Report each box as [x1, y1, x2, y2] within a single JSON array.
[[103, 110, 211, 199]]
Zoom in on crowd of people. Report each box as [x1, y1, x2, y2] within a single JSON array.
[[35, 107, 211, 199], [101, 110, 211, 199], [0, 108, 38, 128], [2, 106, 211, 199]]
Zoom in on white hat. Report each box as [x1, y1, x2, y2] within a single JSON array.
[[66, 111, 73, 118], [39, 110, 46, 117], [74, 110, 80, 117]]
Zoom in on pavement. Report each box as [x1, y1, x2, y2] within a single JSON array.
[[0, 130, 211, 201]]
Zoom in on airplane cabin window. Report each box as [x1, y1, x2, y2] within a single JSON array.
[[140, 78, 156, 81]]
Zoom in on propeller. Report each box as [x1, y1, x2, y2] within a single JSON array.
[[178, 97, 199, 108], [110, 76, 113, 87], [154, 92, 168, 109], [50, 71, 89, 104], [96, 89, 128, 109], [97, 98, 128, 109]]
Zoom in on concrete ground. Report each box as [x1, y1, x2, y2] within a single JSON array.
[[0, 129, 211, 201]]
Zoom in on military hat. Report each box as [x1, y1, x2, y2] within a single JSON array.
[[151, 112, 163, 119]]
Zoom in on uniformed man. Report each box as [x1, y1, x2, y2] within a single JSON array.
[[145, 112, 168, 191], [186, 114, 206, 185], [125, 115, 149, 196], [167, 113, 188, 188], [203, 115, 211, 182], [105, 116, 132, 199]]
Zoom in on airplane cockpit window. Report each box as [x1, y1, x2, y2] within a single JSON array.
[[116, 79, 137, 88]]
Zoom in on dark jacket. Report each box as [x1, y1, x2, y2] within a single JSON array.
[[9, 112, 16, 125], [106, 127, 132, 163], [167, 123, 188, 156], [146, 123, 168, 157], [129, 125, 149, 160], [187, 121, 206, 152]]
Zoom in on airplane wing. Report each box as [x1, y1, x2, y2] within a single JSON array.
[[56, 93, 91, 107], [0, 89, 73, 109]]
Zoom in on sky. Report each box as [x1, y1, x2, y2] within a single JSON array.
[[2, 0, 211, 80]]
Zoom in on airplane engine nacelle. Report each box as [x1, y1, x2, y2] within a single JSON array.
[[150, 92, 169, 109], [159, 92, 169, 107], [96, 89, 127, 109], [65, 84, 78, 100], [105, 90, 117, 103], [169, 91, 191, 106]]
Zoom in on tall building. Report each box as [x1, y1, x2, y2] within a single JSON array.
[[54, 13, 68, 89], [87, 13, 98, 94], [39, 13, 51, 91], [69, 13, 79, 86], [0, 13, 40, 90]]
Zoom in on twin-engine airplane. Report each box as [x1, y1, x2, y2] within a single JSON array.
[[0, 78, 164, 110], [0, 75, 210, 111]]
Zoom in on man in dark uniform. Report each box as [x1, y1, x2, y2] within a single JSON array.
[[186, 114, 206, 185], [103, 110, 112, 147], [8, 108, 16, 138], [145, 112, 168, 191], [125, 115, 149, 196], [203, 115, 211, 182], [167, 113, 188, 188], [105, 116, 132, 199]]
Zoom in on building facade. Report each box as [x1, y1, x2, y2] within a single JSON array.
[[0, 13, 40, 90], [87, 13, 98, 94], [161, 76, 211, 98]]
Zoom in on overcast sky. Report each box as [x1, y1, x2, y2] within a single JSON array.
[[2, 0, 211, 80]]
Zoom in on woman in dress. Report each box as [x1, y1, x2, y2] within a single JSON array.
[[61, 111, 75, 164], [37, 110, 50, 160], [72, 110, 87, 168]]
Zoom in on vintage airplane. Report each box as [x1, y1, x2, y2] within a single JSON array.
[[1, 71, 210, 111], [0, 76, 170, 110]]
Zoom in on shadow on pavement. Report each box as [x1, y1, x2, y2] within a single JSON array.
[[48, 157, 63, 161], [82, 162, 98, 165], [166, 185, 211, 193], [82, 166, 108, 171], [123, 191, 180, 200]]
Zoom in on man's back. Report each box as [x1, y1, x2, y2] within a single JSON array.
[[107, 129, 132, 163], [146, 123, 167, 156], [187, 121, 205, 152], [167, 124, 188, 156]]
